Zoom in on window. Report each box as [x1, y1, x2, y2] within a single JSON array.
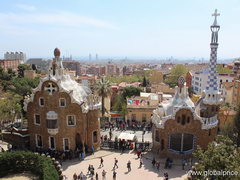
[[36, 134, 43, 148], [93, 131, 98, 143], [187, 116, 190, 123], [34, 114, 41, 125], [142, 114, 147, 122], [49, 136, 55, 150], [155, 130, 160, 142], [39, 98, 44, 106], [181, 115, 186, 125], [209, 129, 211, 136], [169, 133, 194, 153], [63, 138, 70, 151], [47, 119, 57, 129], [177, 116, 181, 123], [67, 115, 76, 126], [131, 114, 136, 121], [59, 98, 66, 107], [161, 139, 164, 150]]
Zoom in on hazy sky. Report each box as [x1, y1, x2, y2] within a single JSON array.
[[0, 0, 240, 59]]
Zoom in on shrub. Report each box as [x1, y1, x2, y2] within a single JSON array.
[[0, 151, 59, 180]]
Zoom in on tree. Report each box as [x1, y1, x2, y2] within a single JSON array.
[[234, 106, 240, 146], [193, 136, 240, 180], [142, 76, 147, 87], [17, 64, 31, 78], [217, 64, 233, 74], [0, 93, 22, 126], [122, 86, 142, 99], [165, 64, 189, 87], [95, 77, 112, 117]]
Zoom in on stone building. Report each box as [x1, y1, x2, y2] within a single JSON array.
[[152, 10, 222, 158], [24, 48, 101, 152], [126, 93, 160, 123]]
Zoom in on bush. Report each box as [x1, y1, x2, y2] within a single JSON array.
[[0, 151, 59, 180]]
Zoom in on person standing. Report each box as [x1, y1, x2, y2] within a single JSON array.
[[127, 160, 131, 172], [95, 172, 99, 180], [99, 157, 104, 167], [102, 170, 107, 180], [79, 172, 84, 180], [113, 170, 117, 180], [113, 158, 118, 169]]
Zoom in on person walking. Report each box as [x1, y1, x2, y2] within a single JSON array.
[[164, 172, 169, 180], [99, 157, 104, 167], [87, 164, 91, 175], [113, 170, 117, 180], [95, 172, 98, 180], [79, 172, 84, 180], [182, 159, 186, 170], [139, 158, 143, 168], [156, 161, 160, 171], [127, 160, 131, 172], [152, 158, 156, 168], [113, 158, 118, 169], [102, 170, 107, 180]]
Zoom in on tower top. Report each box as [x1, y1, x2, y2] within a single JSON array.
[[212, 9, 220, 26], [54, 48, 61, 57]]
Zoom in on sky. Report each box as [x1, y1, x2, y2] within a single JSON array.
[[0, 0, 240, 60]]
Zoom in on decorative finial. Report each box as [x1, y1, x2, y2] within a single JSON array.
[[178, 76, 185, 89], [54, 48, 60, 57], [212, 9, 220, 26]]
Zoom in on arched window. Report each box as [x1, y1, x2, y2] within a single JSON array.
[[169, 133, 194, 153], [181, 115, 186, 125], [187, 116, 190, 123], [161, 139, 164, 150]]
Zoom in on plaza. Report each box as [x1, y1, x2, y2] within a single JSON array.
[[62, 150, 189, 180]]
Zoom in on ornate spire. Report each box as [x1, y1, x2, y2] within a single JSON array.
[[49, 48, 65, 79], [203, 10, 222, 105]]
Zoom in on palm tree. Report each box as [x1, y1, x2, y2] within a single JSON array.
[[95, 76, 112, 117]]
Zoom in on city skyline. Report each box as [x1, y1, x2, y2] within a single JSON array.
[[0, 0, 240, 59]]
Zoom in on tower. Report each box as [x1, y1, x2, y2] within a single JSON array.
[[202, 9, 222, 117]]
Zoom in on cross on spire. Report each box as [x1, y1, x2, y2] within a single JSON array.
[[212, 9, 220, 26], [44, 83, 57, 95]]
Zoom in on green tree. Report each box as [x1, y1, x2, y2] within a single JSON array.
[[95, 77, 112, 117], [17, 64, 31, 78], [193, 136, 240, 180], [217, 64, 233, 74], [122, 86, 142, 99], [165, 64, 189, 87], [142, 76, 147, 87], [0, 93, 22, 125]]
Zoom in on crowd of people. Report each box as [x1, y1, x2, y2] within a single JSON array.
[[69, 151, 173, 180]]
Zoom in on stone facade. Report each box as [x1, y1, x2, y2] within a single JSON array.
[[25, 48, 101, 152]]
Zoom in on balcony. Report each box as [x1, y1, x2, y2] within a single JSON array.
[[48, 128, 58, 135]]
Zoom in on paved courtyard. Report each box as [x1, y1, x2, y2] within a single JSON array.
[[62, 150, 189, 180]]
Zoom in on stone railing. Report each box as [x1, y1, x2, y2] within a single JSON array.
[[48, 128, 59, 135]]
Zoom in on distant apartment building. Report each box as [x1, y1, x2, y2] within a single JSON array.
[[62, 60, 81, 75], [192, 69, 235, 94], [4, 52, 26, 62], [150, 83, 175, 94], [86, 66, 100, 76], [232, 80, 240, 107], [26, 58, 51, 73], [149, 71, 163, 85], [100, 66, 106, 75], [76, 75, 98, 89], [126, 92, 160, 123], [107, 64, 116, 75], [0, 59, 22, 71]]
